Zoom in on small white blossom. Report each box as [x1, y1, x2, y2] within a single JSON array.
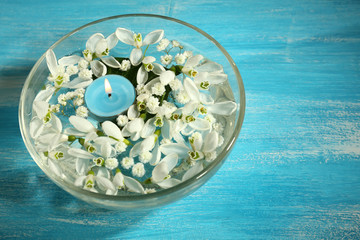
[[136, 84, 149, 95], [76, 106, 89, 117], [58, 94, 67, 106], [175, 53, 186, 65], [157, 38, 170, 51], [78, 68, 93, 80], [172, 40, 181, 47], [78, 58, 89, 69], [105, 157, 119, 170], [137, 93, 151, 102], [146, 96, 160, 112], [205, 151, 217, 162], [116, 115, 128, 127], [132, 163, 145, 178], [205, 114, 216, 124], [213, 122, 224, 134], [176, 90, 190, 104], [139, 151, 152, 163], [121, 157, 134, 169], [65, 91, 75, 100], [144, 188, 156, 194], [152, 82, 166, 96], [115, 141, 127, 153], [66, 64, 79, 76], [74, 88, 85, 98], [93, 157, 104, 167], [169, 78, 182, 91], [50, 104, 60, 113], [120, 59, 131, 71], [160, 55, 173, 65], [73, 97, 84, 106]]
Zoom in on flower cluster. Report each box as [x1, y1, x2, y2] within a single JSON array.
[[30, 27, 237, 195]]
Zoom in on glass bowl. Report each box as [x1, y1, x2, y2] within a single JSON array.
[[18, 14, 245, 210]]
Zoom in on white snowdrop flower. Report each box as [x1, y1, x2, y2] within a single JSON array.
[[152, 82, 166, 96], [144, 188, 156, 194], [116, 115, 128, 127], [120, 59, 131, 71], [154, 116, 164, 127], [175, 53, 186, 65], [50, 104, 60, 113], [121, 157, 134, 170], [169, 78, 182, 91], [172, 40, 180, 47], [205, 151, 217, 162], [176, 90, 190, 104], [204, 113, 216, 124], [213, 122, 224, 134], [115, 141, 127, 153], [105, 157, 119, 170], [93, 157, 104, 167], [183, 51, 193, 58], [57, 94, 67, 106], [74, 88, 85, 98], [146, 96, 160, 113], [160, 54, 173, 65], [78, 58, 89, 69], [136, 84, 149, 95], [160, 138, 172, 145], [157, 38, 170, 51], [218, 135, 224, 147], [73, 97, 84, 106], [132, 163, 145, 178], [144, 63, 154, 72], [197, 105, 207, 115], [66, 64, 79, 76], [76, 106, 89, 118], [137, 93, 151, 102], [78, 68, 93, 80], [139, 151, 152, 163]]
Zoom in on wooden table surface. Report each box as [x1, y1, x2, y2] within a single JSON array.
[[1, 0, 359, 239]]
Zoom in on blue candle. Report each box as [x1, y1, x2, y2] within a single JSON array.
[[85, 75, 135, 118]]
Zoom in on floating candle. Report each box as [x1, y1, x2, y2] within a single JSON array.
[[85, 75, 135, 118]]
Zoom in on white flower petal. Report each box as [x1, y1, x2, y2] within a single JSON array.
[[115, 28, 135, 46], [86, 33, 104, 52], [58, 55, 81, 66], [85, 131, 98, 144], [142, 56, 156, 64], [203, 131, 219, 153], [197, 60, 223, 73], [184, 54, 203, 68], [127, 118, 144, 133], [182, 162, 203, 182], [96, 176, 115, 192], [123, 176, 144, 194], [149, 141, 161, 166], [189, 118, 211, 131], [152, 63, 165, 75], [140, 118, 156, 138], [151, 161, 168, 183], [113, 172, 124, 188], [68, 148, 94, 159], [160, 70, 175, 85], [161, 119, 172, 140], [183, 77, 200, 102], [52, 115, 62, 133], [48, 158, 64, 179], [207, 101, 237, 115], [102, 121, 123, 140], [106, 33, 118, 50], [34, 87, 55, 102], [37, 132, 57, 144], [69, 115, 96, 133], [127, 104, 139, 120], [159, 143, 189, 159], [137, 66, 148, 85], [63, 77, 93, 89], [140, 135, 156, 152], [101, 56, 121, 68], [64, 128, 86, 137], [142, 29, 164, 46], [207, 73, 228, 84], [182, 101, 198, 116], [157, 178, 181, 189], [75, 158, 88, 175], [162, 153, 178, 171], [101, 141, 112, 158], [97, 167, 110, 178], [90, 60, 107, 77], [30, 117, 44, 139], [129, 141, 142, 157], [33, 101, 49, 119], [74, 175, 87, 187], [46, 49, 58, 76], [93, 136, 118, 145], [130, 48, 143, 66], [199, 92, 214, 105]]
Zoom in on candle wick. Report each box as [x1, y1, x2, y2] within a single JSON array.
[[108, 93, 112, 98]]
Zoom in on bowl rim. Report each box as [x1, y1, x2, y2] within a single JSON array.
[[19, 13, 246, 202]]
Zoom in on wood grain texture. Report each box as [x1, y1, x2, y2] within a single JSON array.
[[1, 0, 360, 239]]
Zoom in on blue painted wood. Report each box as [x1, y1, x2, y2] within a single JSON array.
[[1, 0, 360, 239]]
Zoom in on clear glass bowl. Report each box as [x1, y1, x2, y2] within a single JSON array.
[[18, 14, 245, 210]]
